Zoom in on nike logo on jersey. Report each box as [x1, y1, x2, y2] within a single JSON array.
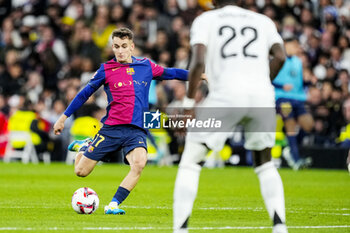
[[139, 141, 144, 144], [112, 67, 121, 71]]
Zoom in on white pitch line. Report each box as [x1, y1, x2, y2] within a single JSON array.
[[0, 206, 264, 210], [287, 210, 350, 216], [85, 225, 350, 230], [2, 205, 350, 216], [290, 225, 350, 229], [1, 204, 349, 212], [123, 206, 350, 216], [123, 206, 264, 211], [319, 212, 350, 216], [0, 225, 350, 231]]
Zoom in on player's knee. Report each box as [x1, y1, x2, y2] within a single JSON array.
[[303, 125, 313, 132], [75, 167, 88, 177], [131, 158, 147, 173], [179, 142, 207, 166], [302, 120, 314, 132]]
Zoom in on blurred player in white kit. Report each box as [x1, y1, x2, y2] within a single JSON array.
[[173, 1, 288, 233]]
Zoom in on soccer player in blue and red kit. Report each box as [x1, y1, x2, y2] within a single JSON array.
[[53, 28, 189, 215]]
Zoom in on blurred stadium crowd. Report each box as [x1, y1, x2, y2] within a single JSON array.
[[0, 0, 350, 162]]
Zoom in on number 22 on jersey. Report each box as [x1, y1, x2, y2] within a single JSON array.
[[219, 25, 258, 59]]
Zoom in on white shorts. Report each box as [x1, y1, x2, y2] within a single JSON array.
[[186, 94, 276, 151]]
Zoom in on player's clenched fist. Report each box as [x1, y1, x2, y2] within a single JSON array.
[[53, 114, 68, 135]]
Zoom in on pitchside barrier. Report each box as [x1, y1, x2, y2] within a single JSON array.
[[298, 146, 348, 169]]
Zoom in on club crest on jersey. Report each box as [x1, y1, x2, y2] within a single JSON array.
[[88, 146, 94, 153], [126, 68, 135, 75], [280, 102, 292, 118]]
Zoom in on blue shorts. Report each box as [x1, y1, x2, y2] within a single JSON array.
[[83, 124, 147, 164], [276, 98, 307, 120]]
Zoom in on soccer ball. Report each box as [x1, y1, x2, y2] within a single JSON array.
[[71, 187, 99, 214]]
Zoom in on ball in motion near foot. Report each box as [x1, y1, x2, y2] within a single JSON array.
[[71, 187, 99, 214]]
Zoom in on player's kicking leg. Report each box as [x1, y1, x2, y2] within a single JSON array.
[[173, 140, 208, 233], [104, 147, 147, 215], [67, 138, 97, 176], [67, 138, 98, 177], [253, 149, 288, 233]]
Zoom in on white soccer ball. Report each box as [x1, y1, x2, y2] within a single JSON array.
[[71, 187, 99, 214]]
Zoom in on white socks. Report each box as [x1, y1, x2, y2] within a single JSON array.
[[173, 229, 189, 233], [173, 141, 207, 232], [273, 224, 288, 233], [255, 161, 287, 232], [174, 144, 287, 233], [108, 201, 119, 208], [173, 163, 201, 232]]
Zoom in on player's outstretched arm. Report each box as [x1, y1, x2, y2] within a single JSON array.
[[155, 68, 208, 82], [155, 68, 189, 81], [269, 43, 286, 81], [53, 84, 96, 135]]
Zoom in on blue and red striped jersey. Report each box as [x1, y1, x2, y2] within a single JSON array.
[[69, 56, 188, 129]]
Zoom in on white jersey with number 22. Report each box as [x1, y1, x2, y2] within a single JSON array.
[[190, 5, 283, 102]]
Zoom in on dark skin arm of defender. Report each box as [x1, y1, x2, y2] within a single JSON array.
[[269, 43, 286, 81], [187, 44, 206, 99], [176, 43, 206, 137]]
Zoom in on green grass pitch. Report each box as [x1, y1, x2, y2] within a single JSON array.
[[0, 162, 349, 233]]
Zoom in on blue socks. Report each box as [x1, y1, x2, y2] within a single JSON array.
[[287, 135, 300, 162], [112, 186, 130, 205]]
